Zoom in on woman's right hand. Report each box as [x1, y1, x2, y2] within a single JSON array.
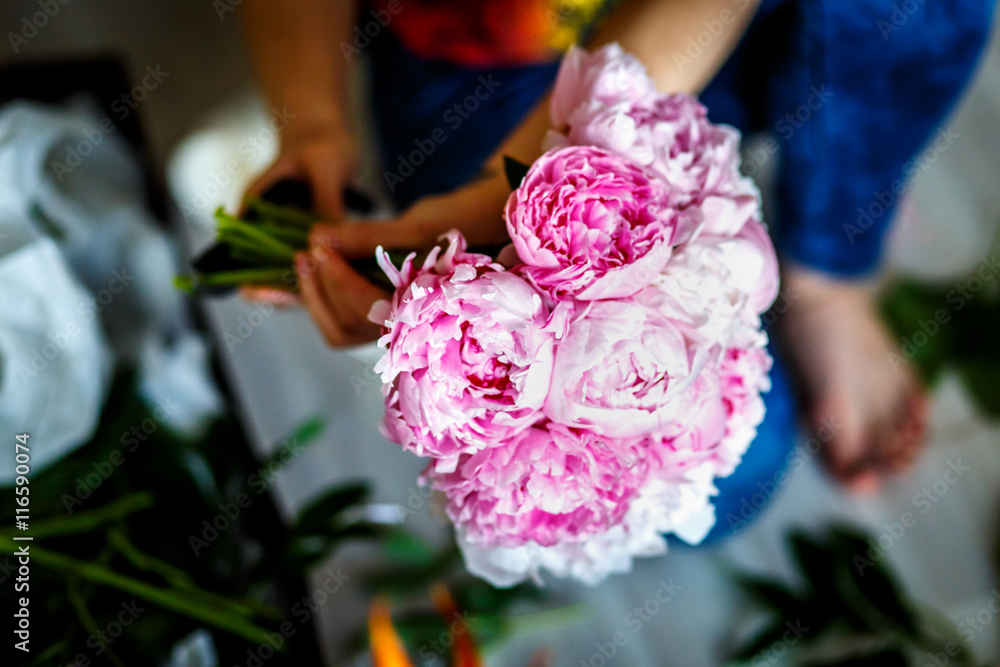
[[240, 121, 359, 305], [244, 121, 360, 221]]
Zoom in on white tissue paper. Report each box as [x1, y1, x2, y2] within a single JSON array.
[[0, 101, 224, 482]]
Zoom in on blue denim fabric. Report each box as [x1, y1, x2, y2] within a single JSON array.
[[699, 0, 996, 276]]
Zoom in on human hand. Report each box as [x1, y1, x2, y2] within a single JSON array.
[[244, 122, 359, 221], [777, 265, 929, 493], [294, 170, 513, 347]]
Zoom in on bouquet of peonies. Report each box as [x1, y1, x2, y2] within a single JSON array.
[[369, 44, 779, 587]]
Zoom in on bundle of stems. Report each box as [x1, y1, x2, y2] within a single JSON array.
[[175, 199, 403, 293]]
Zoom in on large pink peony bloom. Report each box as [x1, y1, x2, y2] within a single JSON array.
[[430, 422, 647, 549], [456, 460, 719, 587], [550, 43, 658, 131], [544, 292, 712, 439], [369, 232, 558, 471], [548, 46, 757, 212], [646, 337, 771, 481], [505, 145, 696, 301]]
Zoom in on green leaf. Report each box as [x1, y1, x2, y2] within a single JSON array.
[[17, 543, 278, 647], [956, 358, 1000, 419], [829, 527, 920, 638], [730, 621, 796, 661], [0, 492, 155, 541], [503, 155, 531, 191], [258, 417, 326, 471], [382, 529, 437, 565], [789, 529, 839, 594], [733, 575, 802, 612], [803, 646, 908, 667], [292, 482, 369, 536], [284, 522, 383, 570]]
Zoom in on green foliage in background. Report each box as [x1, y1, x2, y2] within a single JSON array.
[[728, 525, 975, 667], [880, 270, 1000, 419]]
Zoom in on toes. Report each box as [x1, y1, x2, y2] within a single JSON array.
[[846, 470, 881, 495], [812, 399, 867, 481]]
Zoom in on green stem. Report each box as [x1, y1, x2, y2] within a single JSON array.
[[0, 492, 154, 541], [229, 248, 289, 266], [218, 232, 295, 263], [198, 268, 291, 286], [67, 579, 127, 667], [107, 527, 194, 588], [255, 224, 310, 247], [217, 214, 296, 260], [30, 639, 66, 666], [108, 528, 280, 620], [18, 543, 278, 647], [245, 198, 319, 229]]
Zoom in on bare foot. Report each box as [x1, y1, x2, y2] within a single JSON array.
[[776, 265, 929, 493]]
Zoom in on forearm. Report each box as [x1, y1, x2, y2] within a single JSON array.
[[591, 0, 760, 94], [241, 0, 355, 136], [485, 0, 759, 172]]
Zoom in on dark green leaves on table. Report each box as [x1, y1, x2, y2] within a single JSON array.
[[728, 525, 973, 666]]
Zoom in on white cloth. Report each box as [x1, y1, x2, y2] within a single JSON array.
[[0, 101, 223, 482], [0, 238, 112, 479]]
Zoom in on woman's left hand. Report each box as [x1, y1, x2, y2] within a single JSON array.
[[294, 170, 513, 347]]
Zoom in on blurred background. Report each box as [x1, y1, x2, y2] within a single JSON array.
[[1, 1, 999, 666]]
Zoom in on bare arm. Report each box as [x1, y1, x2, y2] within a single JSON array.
[[241, 0, 359, 218], [298, 0, 762, 346]]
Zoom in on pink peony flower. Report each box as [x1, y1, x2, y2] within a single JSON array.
[[456, 460, 719, 587], [643, 338, 771, 481], [505, 145, 696, 301], [730, 219, 780, 314], [548, 46, 756, 207], [550, 44, 658, 131], [430, 422, 647, 549], [369, 232, 557, 470], [371, 43, 781, 588], [651, 223, 779, 347], [713, 343, 772, 477], [543, 292, 712, 439]]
